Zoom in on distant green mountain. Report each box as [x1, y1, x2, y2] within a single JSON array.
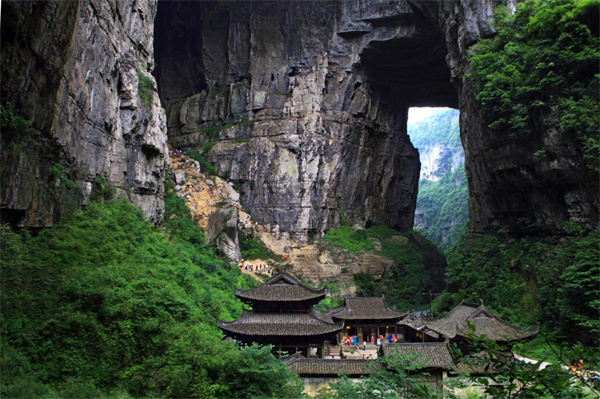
[[408, 109, 468, 250], [408, 109, 461, 150]]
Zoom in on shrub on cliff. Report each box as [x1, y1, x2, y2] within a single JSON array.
[[469, 0, 599, 171]]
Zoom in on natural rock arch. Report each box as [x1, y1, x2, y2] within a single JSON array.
[[154, 0, 461, 241]]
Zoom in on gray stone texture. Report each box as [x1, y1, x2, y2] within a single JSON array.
[[156, 0, 598, 238], [1, 0, 168, 226], [2, 0, 596, 236]]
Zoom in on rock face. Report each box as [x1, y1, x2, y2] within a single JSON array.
[[156, 0, 598, 238], [3, 0, 596, 236], [206, 206, 243, 262], [432, 0, 599, 234], [1, 0, 168, 227], [418, 144, 461, 182], [155, 0, 459, 241]]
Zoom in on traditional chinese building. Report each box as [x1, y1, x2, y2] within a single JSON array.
[[381, 342, 455, 391], [403, 301, 539, 347], [217, 272, 344, 358], [327, 296, 407, 344], [284, 352, 377, 396]]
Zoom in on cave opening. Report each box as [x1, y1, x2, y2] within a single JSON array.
[[408, 107, 468, 249], [357, 17, 465, 246]]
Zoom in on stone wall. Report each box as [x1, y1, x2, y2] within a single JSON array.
[[435, 0, 598, 234]]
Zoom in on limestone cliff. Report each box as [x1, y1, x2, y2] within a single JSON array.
[[433, 0, 598, 234], [2, 0, 596, 238], [155, 0, 458, 242], [1, 0, 168, 227], [156, 0, 597, 238]]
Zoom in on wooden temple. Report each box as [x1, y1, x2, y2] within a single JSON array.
[[403, 301, 539, 347], [326, 296, 407, 344], [217, 272, 344, 358]]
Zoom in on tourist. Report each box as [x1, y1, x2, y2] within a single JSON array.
[[363, 341, 367, 351]]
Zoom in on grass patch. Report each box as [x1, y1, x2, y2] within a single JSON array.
[[238, 228, 279, 260], [322, 226, 374, 253], [136, 68, 154, 114]]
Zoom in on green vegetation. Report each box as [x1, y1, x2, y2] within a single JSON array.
[[450, 328, 594, 398], [314, 283, 345, 311], [136, 68, 154, 114], [316, 352, 441, 398], [408, 108, 461, 151], [90, 175, 116, 202], [322, 226, 374, 253], [408, 108, 468, 250], [238, 228, 279, 260], [436, 228, 599, 346], [469, 0, 599, 171], [324, 225, 445, 310], [416, 167, 468, 250], [272, 91, 293, 98], [0, 103, 81, 223], [187, 141, 217, 176], [0, 181, 304, 397], [201, 120, 254, 140]]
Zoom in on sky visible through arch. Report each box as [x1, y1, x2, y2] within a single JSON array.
[[408, 107, 445, 124], [407, 106, 468, 250]]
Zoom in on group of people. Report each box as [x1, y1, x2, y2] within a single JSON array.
[[240, 259, 273, 275], [343, 334, 398, 348], [570, 358, 600, 385], [169, 148, 184, 157], [570, 358, 586, 380]]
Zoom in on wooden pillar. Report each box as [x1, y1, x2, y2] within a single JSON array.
[[278, 342, 282, 358]]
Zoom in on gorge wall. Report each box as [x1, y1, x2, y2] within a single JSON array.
[[1, 0, 168, 227], [2, 0, 597, 238], [155, 0, 456, 242], [156, 0, 598, 238]]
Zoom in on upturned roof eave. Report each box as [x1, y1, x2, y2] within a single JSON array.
[[233, 287, 327, 302], [216, 311, 345, 336]]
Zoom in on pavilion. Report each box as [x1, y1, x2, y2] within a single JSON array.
[[217, 271, 344, 358], [326, 296, 407, 344], [403, 301, 539, 347]]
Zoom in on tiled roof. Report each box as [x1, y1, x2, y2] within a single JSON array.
[[285, 353, 377, 375], [329, 297, 407, 320], [452, 359, 489, 375], [235, 271, 326, 302], [449, 350, 503, 375], [217, 309, 344, 336], [422, 301, 538, 342], [401, 316, 440, 339], [381, 342, 455, 369]]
